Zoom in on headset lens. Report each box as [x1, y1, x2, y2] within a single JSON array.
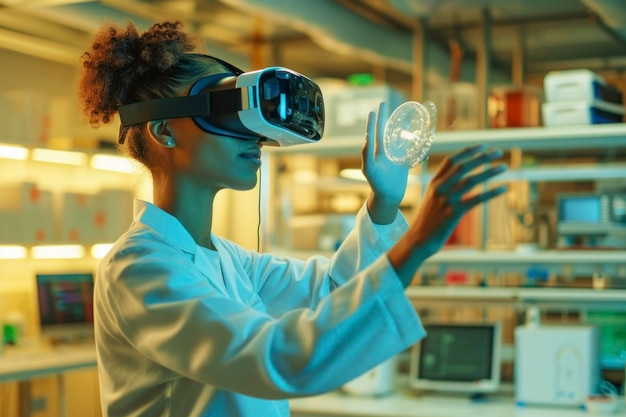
[[259, 69, 324, 140]]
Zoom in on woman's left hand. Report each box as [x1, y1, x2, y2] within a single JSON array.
[[362, 102, 410, 225]]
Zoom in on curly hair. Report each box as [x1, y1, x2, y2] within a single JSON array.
[[77, 20, 225, 165]]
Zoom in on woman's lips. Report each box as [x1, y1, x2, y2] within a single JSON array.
[[240, 149, 262, 163]]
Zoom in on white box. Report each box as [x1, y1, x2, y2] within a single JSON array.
[[0, 183, 54, 244], [93, 189, 134, 242], [544, 69, 623, 104], [542, 100, 624, 126], [0, 90, 50, 147], [515, 324, 601, 407], [325, 85, 405, 137], [23, 188, 54, 244], [0, 210, 23, 243], [60, 192, 97, 243]]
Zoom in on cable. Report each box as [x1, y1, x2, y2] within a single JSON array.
[[257, 170, 262, 252]]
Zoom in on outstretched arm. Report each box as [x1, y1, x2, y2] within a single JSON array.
[[388, 143, 507, 287]]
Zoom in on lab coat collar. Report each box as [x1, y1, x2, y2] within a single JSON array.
[[133, 199, 197, 256]]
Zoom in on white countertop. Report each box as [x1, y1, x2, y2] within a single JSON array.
[[0, 343, 97, 382], [289, 389, 626, 417]]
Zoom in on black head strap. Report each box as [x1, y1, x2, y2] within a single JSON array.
[[116, 54, 246, 144]]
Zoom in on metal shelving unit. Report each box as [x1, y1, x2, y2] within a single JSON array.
[[265, 123, 626, 284], [267, 123, 626, 156]]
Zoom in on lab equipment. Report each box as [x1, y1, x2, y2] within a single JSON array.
[[342, 356, 397, 397], [409, 322, 502, 395], [36, 272, 95, 344], [515, 324, 601, 407], [556, 193, 626, 249]]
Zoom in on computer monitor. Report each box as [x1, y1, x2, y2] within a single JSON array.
[[409, 322, 501, 394], [35, 272, 95, 344]]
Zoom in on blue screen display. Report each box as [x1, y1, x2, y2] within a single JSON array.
[[559, 196, 601, 222]]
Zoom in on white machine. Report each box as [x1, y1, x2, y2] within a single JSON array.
[[341, 356, 397, 397], [515, 324, 601, 407]]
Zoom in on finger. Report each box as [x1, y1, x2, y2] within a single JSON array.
[[451, 163, 507, 196], [437, 148, 504, 194], [461, 185, 508, 211], [434, 143, 486, 181], [362, 111, 377, 162], [449, 143, 487, 165], [375, 102, 388, 156]]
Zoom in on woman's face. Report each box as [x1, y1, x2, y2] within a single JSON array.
[[166, 115, 263, 192]]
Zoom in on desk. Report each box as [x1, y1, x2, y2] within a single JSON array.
[[0, 344, 97, 417], [290, 390, 626, 417]]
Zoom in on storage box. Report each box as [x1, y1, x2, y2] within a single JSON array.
[[544, 69, 623, 104], [93, 189, 134, 242], [515, 324, 601, 407], [325, 85, 405, 137], [0, 183, 54, 244], [0, 90, 50, 147], [60, 192, 97, 243], [542, 100, 624, 126]]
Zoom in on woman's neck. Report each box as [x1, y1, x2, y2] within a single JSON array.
[[152, 174, 217, 250]]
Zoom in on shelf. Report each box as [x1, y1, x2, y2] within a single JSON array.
[[426, 249, 626, 266], [422, 249, 626, 276], [274, 248, 626, 266], [406, 286, 626, 302], [267, 124, 626, 156], [405, 286, 626, 310], [495, 163, 626, 182], [405, 286, 517, 301], [270, 247, 626, 277], [286, 163, 626, 188]]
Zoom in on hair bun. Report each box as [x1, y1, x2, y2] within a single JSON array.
[[138, 21, 195, 72], [78, 20, 198, 127]]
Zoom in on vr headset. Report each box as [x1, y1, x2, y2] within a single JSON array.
[[118, 57, 324, 147]]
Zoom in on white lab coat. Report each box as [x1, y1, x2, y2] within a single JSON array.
[[95, 199, 425, 417]]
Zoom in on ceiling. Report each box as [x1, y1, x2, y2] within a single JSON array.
[[1, 0, 625, 95]]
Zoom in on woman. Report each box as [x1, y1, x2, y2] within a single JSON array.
[[78, 20, 507, 417]]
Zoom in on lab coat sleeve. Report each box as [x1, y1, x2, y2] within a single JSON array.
[[246, 202, 409, 314], [102, 236, 424, 399]]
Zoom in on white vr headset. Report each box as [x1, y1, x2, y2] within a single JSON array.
[[118, 55, 325, 146]]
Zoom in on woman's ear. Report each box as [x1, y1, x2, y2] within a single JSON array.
[[147, 120, 175, 148]]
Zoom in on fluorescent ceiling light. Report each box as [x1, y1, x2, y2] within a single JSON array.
[[91, 243, 113, 259], [0, 27, 79, 65], [339, 168, 366, 181], [90, 154, 137, 173], [0, 245, 27, 259], [292, 170, 319, 183], [0, 144, 29, 160], [31, 148, 87, 165], [31, 244, 84, 259]]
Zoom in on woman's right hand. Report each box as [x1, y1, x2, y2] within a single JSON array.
[[387, 144, 508, 287]]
